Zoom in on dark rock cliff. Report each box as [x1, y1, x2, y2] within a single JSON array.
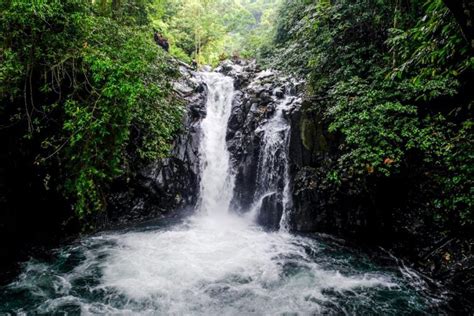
[[215, 60, 472, 307], [106, 64, 207, 225], [216, 60, 304, 229], [286, 88, 474, 309]]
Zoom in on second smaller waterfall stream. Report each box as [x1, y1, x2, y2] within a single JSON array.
[[252, 94, 296, 231]]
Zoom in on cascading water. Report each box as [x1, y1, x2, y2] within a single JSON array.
[[251, 94, 295, 231], [198, 73, 235, 216], [0, 69, 447, 314]]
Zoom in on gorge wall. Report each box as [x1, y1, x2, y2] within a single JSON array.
[[106, 64, 207, 224]]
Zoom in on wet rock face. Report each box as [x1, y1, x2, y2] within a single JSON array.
[[108, 59, 307, 230], [285, 104, 382, 237], [106, 59, 371, 235], [107, 65, 207, 223], [217, 60, 379, 235], [217, 60, 303, 229], [105, 59, 370, 235], [257, 193, 283, 229]]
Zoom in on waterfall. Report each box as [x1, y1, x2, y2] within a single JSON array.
[[197, 70, 295, 231], [0, 65, 446, 315], [252, 95, 295, 231], [198, 72, 235, 216]]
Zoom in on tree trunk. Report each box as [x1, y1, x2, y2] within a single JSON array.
[[112, 0, 121, 17], [99, 0, 107, 12], [443, 0, 474, 49]]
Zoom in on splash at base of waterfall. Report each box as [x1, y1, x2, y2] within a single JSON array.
[[0, 214, 443, 314]]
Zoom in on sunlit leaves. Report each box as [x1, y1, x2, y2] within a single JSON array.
[[148, 0, 282, 65]]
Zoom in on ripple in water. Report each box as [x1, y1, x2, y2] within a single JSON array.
[[0, 214, 445, 314]]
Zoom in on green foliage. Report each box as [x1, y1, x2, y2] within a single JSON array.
[[422, 118, 473, 226], [328, 79, 420, 177], [0, 0, 183, 218], [268, 0, 474, 230], [150, 0, 282, 65], [387, 0, 472, 82]]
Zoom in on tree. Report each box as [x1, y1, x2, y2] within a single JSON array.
[[443, 0, 474, 49], [148, 0, 282, 65]]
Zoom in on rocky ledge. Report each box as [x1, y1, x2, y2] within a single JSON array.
[[106, 63, 207, 225]]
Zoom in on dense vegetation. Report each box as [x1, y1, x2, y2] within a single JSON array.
[[264, 0, 473, 234], [152, 0, 281, 65], [0, 0, 183, 221]]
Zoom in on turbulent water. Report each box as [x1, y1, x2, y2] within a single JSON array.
[[0, 72, 447, 315]]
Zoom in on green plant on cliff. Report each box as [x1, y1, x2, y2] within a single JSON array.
[[0, 0, 183, 219], [268, 0, 473, 230]]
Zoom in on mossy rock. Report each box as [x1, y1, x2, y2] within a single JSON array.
[[300, 113, 328, 153]]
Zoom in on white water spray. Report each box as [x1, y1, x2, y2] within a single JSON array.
[[198, 73, 235, 216]]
